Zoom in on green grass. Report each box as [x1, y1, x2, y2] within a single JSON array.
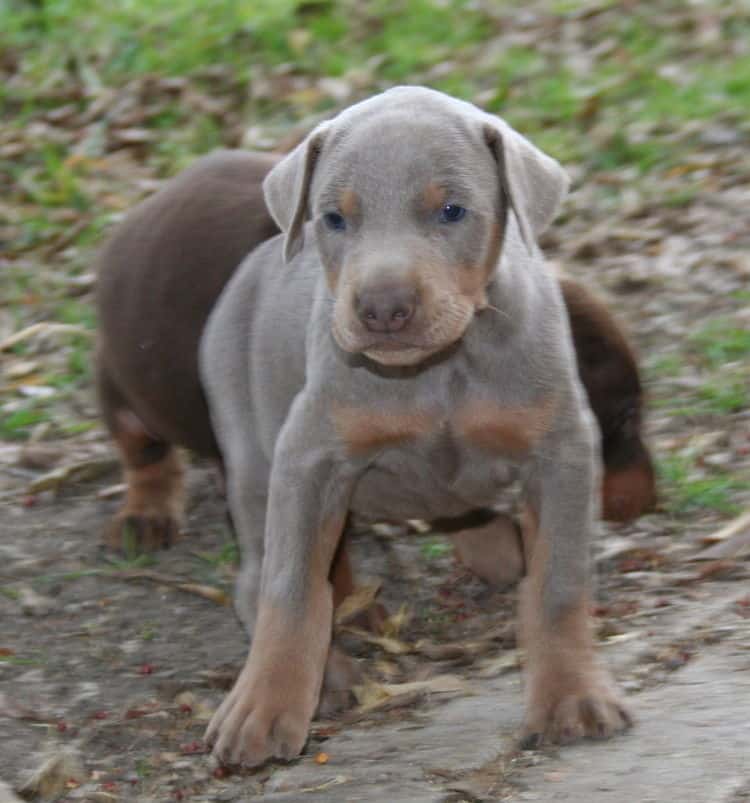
[[0, 406, 50, 440], [193, 541, 240, 570], [420, 536, 452, 561], [689, 320, 750, 368], [658, 455, 749, 516]]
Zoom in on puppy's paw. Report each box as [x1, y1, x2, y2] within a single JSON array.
[[205, 654, 319, 767], [521, 670, 632, 748], [316, 646, 362, 717], [450, 514, 525, 589], [105, 510, 180, 553]]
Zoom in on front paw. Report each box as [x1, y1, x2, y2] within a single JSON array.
[[105, 510, 180, 553], [205, 657, 317, 767], [521, 669, 632, 748]]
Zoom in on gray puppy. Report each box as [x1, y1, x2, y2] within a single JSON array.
[[199, 86, 631, 766]]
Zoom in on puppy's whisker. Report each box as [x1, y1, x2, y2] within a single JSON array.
[[484, 303, 511, 321]]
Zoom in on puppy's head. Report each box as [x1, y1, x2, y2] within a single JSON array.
[[263, 86, 569, 366]]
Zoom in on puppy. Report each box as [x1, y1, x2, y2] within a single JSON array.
[[96, 87, 648, 766], [198, 87, 631, 763]]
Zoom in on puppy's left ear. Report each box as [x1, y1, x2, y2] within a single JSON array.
[[483, 119, 569, 253], [263, 122, 330, 263]]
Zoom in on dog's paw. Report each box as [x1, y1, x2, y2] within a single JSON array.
[[105, 510, 180, 553], [450, 514, 525, 589], [316, 646, 362, 717], [205, 653, 319, 767], [521, 670, 632, 748]]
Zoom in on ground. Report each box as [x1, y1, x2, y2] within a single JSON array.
[[2, 2, 750, 801]]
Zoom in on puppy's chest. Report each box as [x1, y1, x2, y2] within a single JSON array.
[[335, 399, 555, 521]]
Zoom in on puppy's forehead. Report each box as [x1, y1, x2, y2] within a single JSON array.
[[316, 101, 494, 204]]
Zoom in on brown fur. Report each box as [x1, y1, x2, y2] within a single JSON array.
[[105, 409, 184, 551], [455, 396, 557, 456], [331, 404, 435, 455], [339, 188, 360, 218], [421, 182, 447, 210], [559, 276, 656, 521]]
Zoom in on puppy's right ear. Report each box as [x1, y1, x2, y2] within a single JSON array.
[[263, 123, 330, 263]]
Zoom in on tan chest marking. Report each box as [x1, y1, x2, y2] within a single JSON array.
[[454, 395, 557, 455], [331, 405, 436, 455]]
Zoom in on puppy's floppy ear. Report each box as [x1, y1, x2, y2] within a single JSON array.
[[263, 123, 330, 263], [483, 119, 569, 253]]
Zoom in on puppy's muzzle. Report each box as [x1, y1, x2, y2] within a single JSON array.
[[355, 285, 417, 334]]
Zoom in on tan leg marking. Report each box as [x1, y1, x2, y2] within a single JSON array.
[[207, 593, 333, 765], [450, 513, 525, 588], [107, 411, 184, 552], [602, 461, 656, 523], [207, 516, 346, 766], [518, 506, 632, 747]]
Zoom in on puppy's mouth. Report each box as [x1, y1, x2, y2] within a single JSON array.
[[331, 291, 479, 366], [332, 323, 469, 366]]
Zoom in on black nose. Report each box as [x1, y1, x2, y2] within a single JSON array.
[[355, 286, 417, 333]]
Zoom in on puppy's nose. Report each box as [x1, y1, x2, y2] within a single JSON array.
[[355, 286, 416, 333]]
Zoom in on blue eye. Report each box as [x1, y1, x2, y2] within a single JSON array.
[[323, 211, 346, 231], [440, 204, 467, 223]]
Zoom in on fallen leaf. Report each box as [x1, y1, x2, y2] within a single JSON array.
[[334, 582, 381, 627], [695, 510, 750, 560], [340, 626, 411, 655], [18, 748, 85, 800], [353, 674, 468, 712], [476, 651, 520, 678]]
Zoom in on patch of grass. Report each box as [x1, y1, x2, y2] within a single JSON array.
[[658, 455, 748, 516], [646, 354, 683, 379], [0, 653, 46, 667], [697, 378, 749, 415], [139, 623, 158, 641], [420, 536, 452, 560], [0, 406, 50, 440], [193, 541, 240, 569], [689, 320, 750, 368]]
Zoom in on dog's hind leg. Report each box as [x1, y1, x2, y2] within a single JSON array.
[[98, 364, 184, 552]]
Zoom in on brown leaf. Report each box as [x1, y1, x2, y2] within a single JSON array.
[[340, 626, 411, 655], [334, 582, 381, 627]]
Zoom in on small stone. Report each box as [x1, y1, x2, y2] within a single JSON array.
[[17, 585, 55, 617]]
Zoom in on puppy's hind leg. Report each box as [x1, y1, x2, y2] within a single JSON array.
[[98, 366, 184, 553]]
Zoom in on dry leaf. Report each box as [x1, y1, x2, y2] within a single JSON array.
[[19, 748, 85, 800], [695, 510, 750, 560], [28, 458, 119, 493], [340, 626, 411, 655], [0, 322, 93, 352], [334, 582, 381, 627], [354, 674, 467, 713], [380, 603, 411, 638], [477, 651, 520, 678]]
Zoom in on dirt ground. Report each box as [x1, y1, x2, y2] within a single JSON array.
[[2, 127, 750, 803]]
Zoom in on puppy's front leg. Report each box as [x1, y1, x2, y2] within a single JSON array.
[[206, 404, 354, 767], [519, 412, 632, 747]]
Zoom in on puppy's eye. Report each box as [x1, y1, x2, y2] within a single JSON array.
[[440, 204, 467, 223], [323, 211, 346, 231]]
